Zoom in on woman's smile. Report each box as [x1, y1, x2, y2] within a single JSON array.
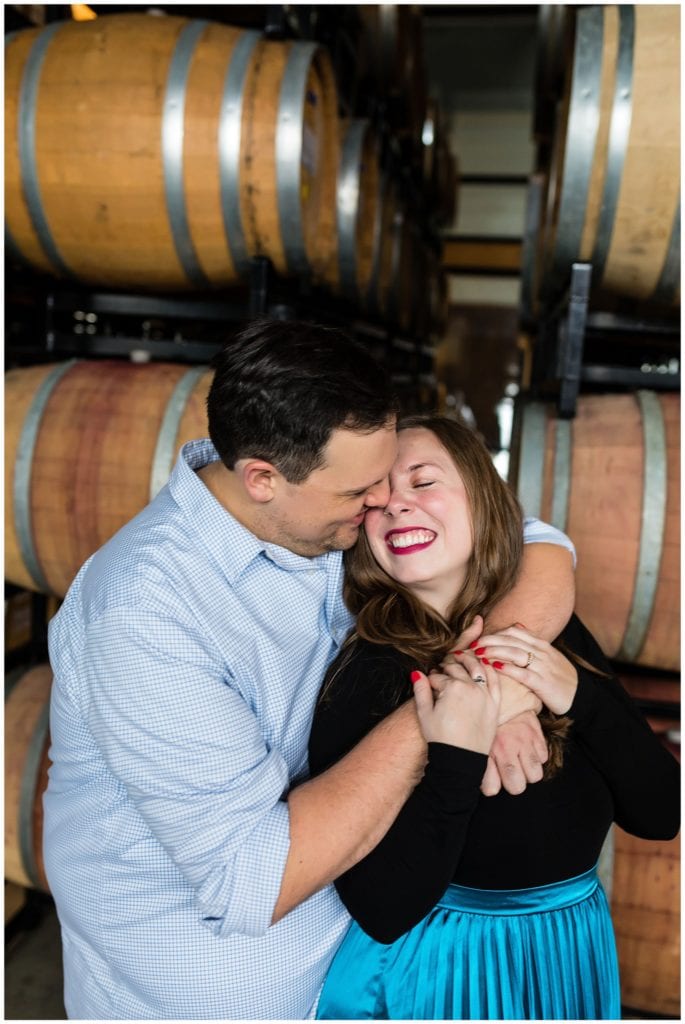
[[384, 527, 437, 554]]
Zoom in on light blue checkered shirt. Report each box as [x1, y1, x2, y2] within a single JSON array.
[[44, 439, 574, 1020]]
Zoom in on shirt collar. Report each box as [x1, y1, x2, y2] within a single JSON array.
[[169, 439, 341, 583]]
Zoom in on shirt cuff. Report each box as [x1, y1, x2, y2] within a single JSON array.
[[523, 516, 577, 567], [199, 799, 291, 939], [424, 742, 488, 809]]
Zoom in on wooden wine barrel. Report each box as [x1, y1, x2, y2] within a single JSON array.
[[513, 391, 679, 670], [5, 13, 339, 291], [336, 119, 382, 303], [5, 663, 53, 891], [618, 671, 679, 710], [366, 175, 400, 320], [386, 206, 417, 335], [5, 359, 213, 597], [539, 5, 680, 305], [421, 99, 459, 228], [357, 5, 426, 146], [611, 817, 680, 1016]]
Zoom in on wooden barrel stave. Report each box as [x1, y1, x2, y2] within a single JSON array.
[[514, 392, 680, 670], [5, 359, 213, 597]]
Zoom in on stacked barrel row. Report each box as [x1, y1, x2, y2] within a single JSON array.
[[528, 4, 680, 311], [511, 390, 680, 1018], [5, 10, 451, 338], [518, 10, 680, 1011]]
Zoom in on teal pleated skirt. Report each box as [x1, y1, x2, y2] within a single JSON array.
[[316, 865, 621, 1020]]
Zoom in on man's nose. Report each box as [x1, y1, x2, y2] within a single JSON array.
[[364, 479, 391, 508]]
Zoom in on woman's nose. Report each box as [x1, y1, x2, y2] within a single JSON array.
[[383, 490, 412, 516]]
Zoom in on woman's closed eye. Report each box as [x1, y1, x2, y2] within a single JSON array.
[[414, 480, 435, 489]]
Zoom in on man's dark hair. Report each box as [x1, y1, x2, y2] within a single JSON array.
[[207, 317, 399, 483]]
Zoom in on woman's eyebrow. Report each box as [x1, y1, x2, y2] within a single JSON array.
[[406, 461, 442, 472]]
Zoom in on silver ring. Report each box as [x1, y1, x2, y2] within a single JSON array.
[[524, 651, 534, 669], [472, 674, 487, 685]]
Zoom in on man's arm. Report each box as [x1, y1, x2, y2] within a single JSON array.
[[274, 700, 425, 921], [486, 542, 575, 640]]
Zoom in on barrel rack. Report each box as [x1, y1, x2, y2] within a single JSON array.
[[526, 261, 680, 417], [518, 176, 680, 418], [4, 3, 443, 409]]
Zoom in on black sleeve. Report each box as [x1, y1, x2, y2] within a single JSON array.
[[308, 641, 487, 944], [562, 616, 680, 840]]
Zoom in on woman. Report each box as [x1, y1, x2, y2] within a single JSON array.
[[309, 415, 679, 1021]]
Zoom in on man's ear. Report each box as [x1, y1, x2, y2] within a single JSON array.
[[239, 459, 280, 503]]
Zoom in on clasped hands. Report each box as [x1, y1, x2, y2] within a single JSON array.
[[412, 615, 578, 797]]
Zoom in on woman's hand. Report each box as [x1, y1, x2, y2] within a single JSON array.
[[410, 660, 501, 756], [471, 624, 578, 715], [440, 616, 542, 725]]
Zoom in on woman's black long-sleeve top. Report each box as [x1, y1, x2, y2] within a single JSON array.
[[308, 615, 680, 944]]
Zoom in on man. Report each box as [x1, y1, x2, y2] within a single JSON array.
[[44, 318, 575, 1019]]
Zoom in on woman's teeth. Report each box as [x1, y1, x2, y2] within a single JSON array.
[[387, 530, 435, 549]]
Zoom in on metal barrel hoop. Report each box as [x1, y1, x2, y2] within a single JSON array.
[[617, 391, 668, 662], [17, 21, 74, 279], [13, 359, 79, 593], [549, 5, 604, 294], [276, 41, 318, 277], [337, 120, 368, 300], [591, 5, 635, 284], [149, 366, 209, 501], [217, 29, 261, 278], [162, 19, 211, 289]]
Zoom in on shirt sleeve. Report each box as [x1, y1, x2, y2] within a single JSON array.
[[309, 644, 486, 944], [523, 516, 577, 566], [82, 606, 292, 938], [563, 616, 680, 840]]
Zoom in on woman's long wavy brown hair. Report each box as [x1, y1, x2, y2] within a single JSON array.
[[334, 414, 571, 778]]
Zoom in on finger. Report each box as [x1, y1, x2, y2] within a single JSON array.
[[532, 726, 549, 764], [445, 651, 484, 680], [484, 662, 501, 707], [522, 750, 545, 784], [479, 756, 502, 797], [475, 644, 545, 671], [438, 658, 478, 682], [410, 671, 434, 730], [499, 759, 527, 796], [427, 671, 448, 695], [475, 627, 546, 654], [455, 614, 483, 652]]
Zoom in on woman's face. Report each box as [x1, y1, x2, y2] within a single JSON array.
[[363, 427, 474, 615]]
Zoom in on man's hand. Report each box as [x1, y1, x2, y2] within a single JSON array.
[[480, 709, 548, 797]]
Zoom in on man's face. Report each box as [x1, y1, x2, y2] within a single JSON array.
[[266, 420, 398, 557]]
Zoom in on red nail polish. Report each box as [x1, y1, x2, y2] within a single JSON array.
[[481, 657, 490, 665], [453, 649, 463, 655], [410, 671, 422, 684], [468, 640, 478, 649], [493, 661, 504, 670], [475, 647, 486, 656]]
